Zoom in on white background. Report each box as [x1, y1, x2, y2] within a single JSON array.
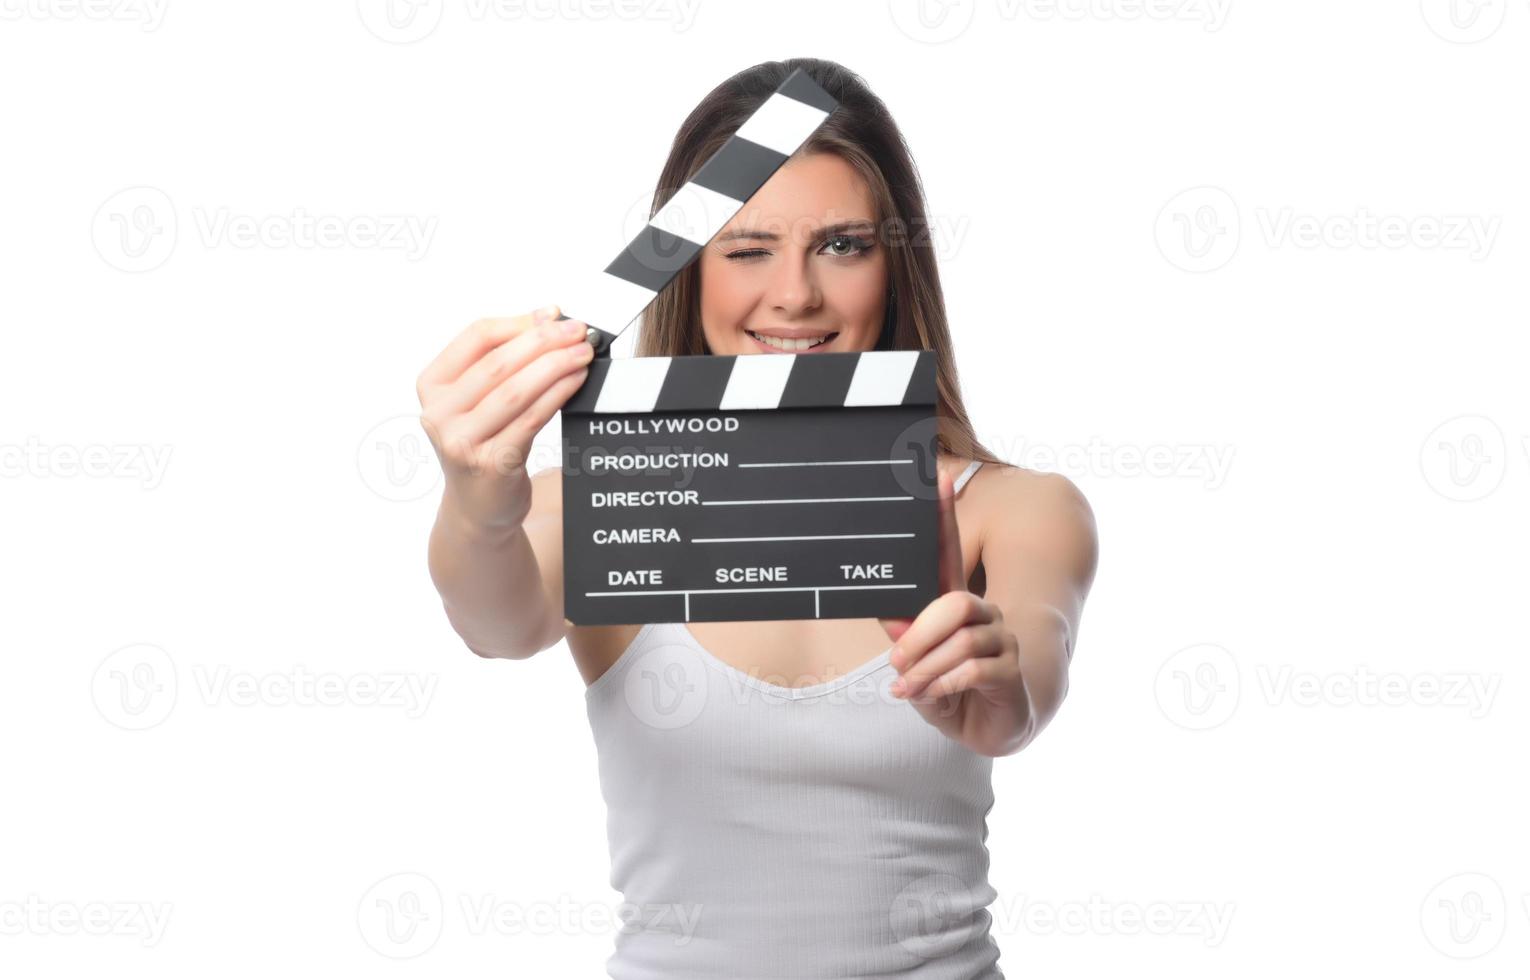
[[2, 0, 1527, 976]]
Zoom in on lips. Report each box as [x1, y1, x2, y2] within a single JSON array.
[[746, 329, 839, 353]]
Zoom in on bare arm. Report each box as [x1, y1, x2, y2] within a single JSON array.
[[416, 308, 592, 660], [979, 469, 1099, 751], [882, 465, 1099, 757], [426, 467, 566, 659]]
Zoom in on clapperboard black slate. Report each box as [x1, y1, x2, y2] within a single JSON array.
[[557, 68, 941, 626], [561, 351, 940, 625]]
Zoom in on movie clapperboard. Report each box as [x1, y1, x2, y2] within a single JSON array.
[[557, 69, 940, 627]]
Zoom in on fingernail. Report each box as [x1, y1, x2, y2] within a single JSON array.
[[537, 304, 560, 320], [561, 319, 585, 336], [890, 678, 907, 698]]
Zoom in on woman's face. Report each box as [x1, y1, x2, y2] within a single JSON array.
[[698, 152, 888, 356]]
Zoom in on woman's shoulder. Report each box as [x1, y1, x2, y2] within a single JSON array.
[[963, 460, 1098, 584], [960, 457, 1087, 501]]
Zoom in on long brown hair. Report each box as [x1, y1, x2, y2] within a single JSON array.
[[636, 57, 1002, 466]]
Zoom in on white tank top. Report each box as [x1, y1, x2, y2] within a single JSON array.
[[583, 461, 1002, 979]]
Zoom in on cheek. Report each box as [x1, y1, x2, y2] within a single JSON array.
[[699, 257, 747, 315], [697, 256, 750, 351], [825, 261, 887, 322]]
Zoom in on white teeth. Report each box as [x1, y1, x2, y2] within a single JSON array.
[[748, 330, 831, 351]]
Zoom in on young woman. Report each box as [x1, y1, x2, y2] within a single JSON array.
[[417, 58, 1098, 980]]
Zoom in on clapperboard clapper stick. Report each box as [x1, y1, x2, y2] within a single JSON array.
[[556, 68, 941, 626]]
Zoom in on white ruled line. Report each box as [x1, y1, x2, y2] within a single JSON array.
[[702, 496, 912, 506], [737, 459, 913, 468], [691, 533, 914, 543], [587, 584, 916, 597]]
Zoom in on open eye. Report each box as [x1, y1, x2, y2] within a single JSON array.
[[821, 234, 873, 258]]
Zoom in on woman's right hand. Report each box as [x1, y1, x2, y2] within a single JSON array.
[[415, 305, 594, 531]]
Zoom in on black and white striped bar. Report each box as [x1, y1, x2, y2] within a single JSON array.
[[562, 350, 940, 626], [561, 68, 840, 355]]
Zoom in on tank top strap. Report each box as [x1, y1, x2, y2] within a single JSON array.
[[954, 459, 983, 494]]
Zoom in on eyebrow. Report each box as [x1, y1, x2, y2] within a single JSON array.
[[714, 220, 876, 244]]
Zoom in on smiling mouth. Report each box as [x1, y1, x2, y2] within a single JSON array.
[[746, 329, 839, 352]]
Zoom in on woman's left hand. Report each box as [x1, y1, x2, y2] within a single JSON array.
[[879, 466, 1035, 757]]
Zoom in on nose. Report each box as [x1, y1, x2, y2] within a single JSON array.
[[763, 249, 821, 318]]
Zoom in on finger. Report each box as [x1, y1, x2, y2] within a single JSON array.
[[896, 621, 1006, 701], [477, 363, 591, 474], [459, 338, 595, 448], [936, 464, 964, 594], [440, 316, 588, 418], [418, 306, 558, 389], [908, 652, 1012, 705], [888, 591, 993, 673]]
